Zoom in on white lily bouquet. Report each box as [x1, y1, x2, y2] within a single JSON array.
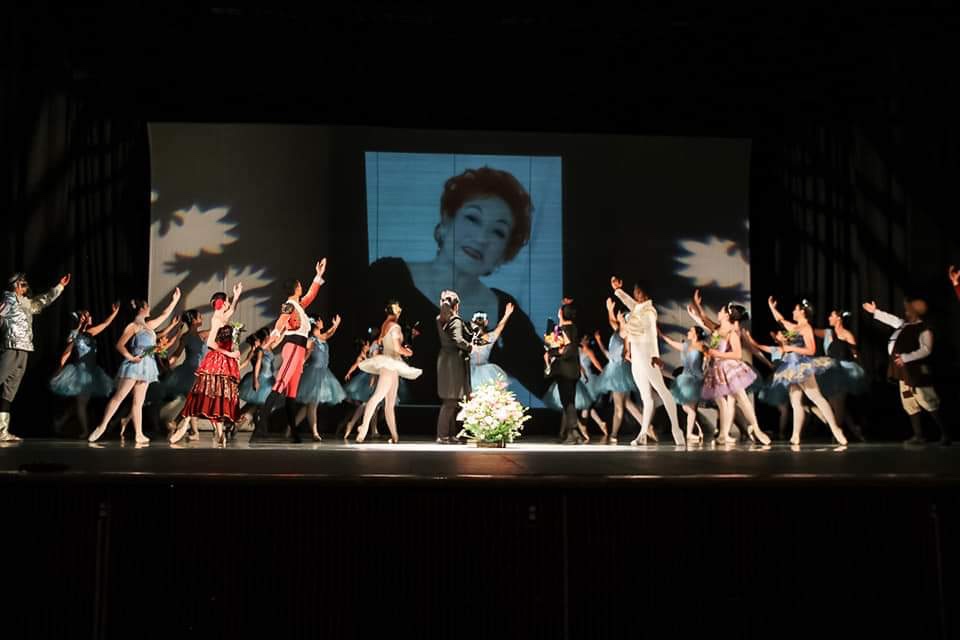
[[456, 380, 531, 446]]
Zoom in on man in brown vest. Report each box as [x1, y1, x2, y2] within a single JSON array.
[[863, 297, 951, 445]]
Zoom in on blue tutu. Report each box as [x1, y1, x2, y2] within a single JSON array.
[[50, 363, 113, 398], [816, 360, 868, 397], [595, 361, 636, 394], [344, 371, 374, 403], [471, 362, 509, 389], [239, 349, 275, 405], [671, 372, 702, 406], [50, 331, 114, 397], [543, 380, 596, 411], [163, 333, 207, 397], [297, 341, 346, 405]]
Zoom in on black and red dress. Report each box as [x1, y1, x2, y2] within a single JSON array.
[[180, 328, 240, 422]]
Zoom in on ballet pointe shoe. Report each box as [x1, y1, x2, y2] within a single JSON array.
[[577, 422, 590, 443], [134, 432, 150, 445], [830, 425, 848, 446], [645, 426, 658, 443], [671, 426, 685, 446], [747, 425, 772, 446], [630, 431, 647, 446], [685, 431, 702, 445], [87, 424, 107, 443], [311, 429, 322, 442], [169, 421, 190, 444], [119, 416, 131, 439]]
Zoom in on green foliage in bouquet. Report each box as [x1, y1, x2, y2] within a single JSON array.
[[456, 380, 531, 445]]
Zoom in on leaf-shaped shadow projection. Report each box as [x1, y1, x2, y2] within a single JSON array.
[[152, 205, 239, 259], [675, 236, 750, 291]]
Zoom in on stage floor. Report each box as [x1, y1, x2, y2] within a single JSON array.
[[1, 434, 958, 486]]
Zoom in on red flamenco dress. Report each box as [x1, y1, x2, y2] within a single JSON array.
[[180, 330, 240, 422]]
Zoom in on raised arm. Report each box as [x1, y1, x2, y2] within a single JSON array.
[[605, 298, 620, 331], [862, 301, 904, 330], [657, 326, 685, 353], [222, 282, 243, 322], [146, 288, 181, 331], [27, 274, 70, 314], [742, 328, 774, 355], [487, 302, 515, 343], [87, 303, 120, 337], [593, 330, 609, 359], [610, 277, 639, 312], [299, 259, 327, 311], [319, 315, 342, 341], [767, 296, 798, 331], [690, 289, 719, 332]]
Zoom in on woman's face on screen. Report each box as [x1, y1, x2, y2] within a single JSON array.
[[440, 195, 514, 276]]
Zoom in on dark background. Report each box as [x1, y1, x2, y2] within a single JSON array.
[[3, 7, 960, 639]]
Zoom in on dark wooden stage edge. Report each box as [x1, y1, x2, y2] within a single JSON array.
[[2, 437, 958, 486]]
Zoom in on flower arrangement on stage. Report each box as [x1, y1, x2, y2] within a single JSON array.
[[457, 380, 531, 447]]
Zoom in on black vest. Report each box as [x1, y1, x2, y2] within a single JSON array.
[[888, 321, 933, 387]]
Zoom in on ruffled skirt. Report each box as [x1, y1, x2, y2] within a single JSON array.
[[358, 354, 422, 380], [50, 363, 113, 398], [701, 359, 758, 400], [180, 351, 240, 421]]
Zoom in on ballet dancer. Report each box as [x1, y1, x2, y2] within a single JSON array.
[[656, 325, 708, 444], [49, 303, 119, 438], [610, 276, 683, 445], [355, 301, 423, 443], [745, 297, 846, 446], [253, 259, 327, 442], [593, 299, 646, 444], [169, 284, 243, 445], [295, 315, 345, 441], [698, 304, 769, 446], [810, 310, 867, 441], [468, 302, 515, 388], [88, 288, 182, 444]]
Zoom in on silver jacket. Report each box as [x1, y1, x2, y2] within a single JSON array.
[[0, 284, 64, 352]]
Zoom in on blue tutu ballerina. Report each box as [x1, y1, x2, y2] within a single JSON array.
[[50, 330, 114, 399], [50, 305, 120, 438], [297, 336, 346, 406], [163, 311, 209, 398]]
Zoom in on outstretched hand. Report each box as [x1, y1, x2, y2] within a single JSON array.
[[504, 302, 516, 317], [316, 258, 327, 278], [110, 302, 120, 314], [767, 296, 778, 310], [59, 274, 72, 287], [862, 301, 877, 315], [232, 282, 243, 297], [331, 314, 342, 328], [693, 289, 702, 307], [171, 287, 181, 302], [606, 297, 616, 312]]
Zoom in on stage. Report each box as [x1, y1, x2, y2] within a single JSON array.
[[2, 436, 959, 486]]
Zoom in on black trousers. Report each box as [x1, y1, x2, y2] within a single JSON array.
[[556, 378, 578, 440], [437, 399, 459, 440]]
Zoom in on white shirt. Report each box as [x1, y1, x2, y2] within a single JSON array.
[[873, 309, 933, 363], [613, 289, 659, 357]]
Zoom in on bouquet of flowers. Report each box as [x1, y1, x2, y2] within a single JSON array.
[[229, 321, 245, 345], [707, 332, 722, 350], [457, 380, 531, 446], [142, 345, 168, 359]]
